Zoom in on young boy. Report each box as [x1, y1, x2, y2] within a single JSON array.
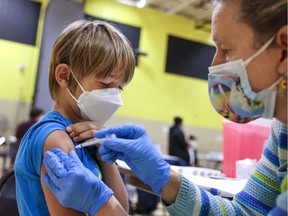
[[14, 19, 135, 215]]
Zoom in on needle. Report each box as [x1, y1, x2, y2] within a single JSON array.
[[75, 138, 106, 149], [74, 134, 116, 149]]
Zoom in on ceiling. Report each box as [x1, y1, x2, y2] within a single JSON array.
[[146, 0, 212, 23], [73, 0, 213, 24], [116, 0, 212, 31]]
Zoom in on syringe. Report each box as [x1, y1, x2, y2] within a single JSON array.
[[75, 138, 106, 149], [74, 134, 116, 149]]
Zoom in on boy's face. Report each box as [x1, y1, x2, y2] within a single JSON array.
[[73, 66, 124, 99], [62, 65, 125, 123]]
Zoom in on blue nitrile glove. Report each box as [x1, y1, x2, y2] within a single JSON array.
[[95, 124, 170, 194], [42, 148, 113, 216]]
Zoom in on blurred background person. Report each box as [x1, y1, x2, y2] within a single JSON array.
[[7, 107, 45, 166], [187, 134, 198, 166], [15, 107, 44, 142], [168, 116, 190, 165]]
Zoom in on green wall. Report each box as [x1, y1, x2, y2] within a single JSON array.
[[85, 0, 223, 129]]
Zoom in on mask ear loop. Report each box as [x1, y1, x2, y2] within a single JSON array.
[[66, 88, 78, 102], [66, 69, 87, 102], [69, 69, 86, 93], [269, 73, 288, 90], [244, 36, 275, 66]]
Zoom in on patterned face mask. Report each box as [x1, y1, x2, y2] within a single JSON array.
[[208, 37, 285, 123]]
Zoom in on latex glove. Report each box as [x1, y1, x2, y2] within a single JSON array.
[[42, 148, 113, 216], [95, 124, 170, 194]]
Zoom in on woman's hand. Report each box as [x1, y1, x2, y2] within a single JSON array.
[[95, 124, 171, 195], [42, 148, 114, 215], [66, 122, 130, 211]]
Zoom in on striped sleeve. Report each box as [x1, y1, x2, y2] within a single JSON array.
[[163, 119, 287, 216], [163, 176, 243, 216]]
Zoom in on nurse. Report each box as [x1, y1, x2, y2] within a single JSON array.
[[43, 0, 287, 215]]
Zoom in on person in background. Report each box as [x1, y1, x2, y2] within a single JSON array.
[[42, 0, 287, 215], [168, 116, 190, 165], [14, 19, 135, 216], [187, 135, 198, 166], [15, 107, 44, 142], [12, 108, 44, 163]]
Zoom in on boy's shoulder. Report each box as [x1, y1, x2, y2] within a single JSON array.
[[37, 110, 72, 127], [26, 110, 72, 138]]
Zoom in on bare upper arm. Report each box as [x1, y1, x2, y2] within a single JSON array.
[[40, 130, 85, 216], [41, 130, 115, 216]]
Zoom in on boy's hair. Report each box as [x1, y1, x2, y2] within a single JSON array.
[[49, 19, 136, 100]]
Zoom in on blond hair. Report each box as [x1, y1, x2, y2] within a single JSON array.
[[49, 20, 135, 100]]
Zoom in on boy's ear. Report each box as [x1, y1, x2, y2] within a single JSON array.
[[276, 25, 287, 75], [55, 64, 70, 88]]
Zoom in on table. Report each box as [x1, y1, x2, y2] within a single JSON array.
[[117, 160, 247, 198], [197, 152, 223, 170]]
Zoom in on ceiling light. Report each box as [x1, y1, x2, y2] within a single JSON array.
[[136, 0, 146, 8], [116, 0, 147, 8]]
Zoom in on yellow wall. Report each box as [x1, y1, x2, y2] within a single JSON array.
[[85, 0, 223, 129], [0, 0, 47, 103], [0, 0, 223, 130]]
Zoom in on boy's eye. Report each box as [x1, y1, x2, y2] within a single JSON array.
[[99, 82, 109, 87], [99, 82, 123, 91]]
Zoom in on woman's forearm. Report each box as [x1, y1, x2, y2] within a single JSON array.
[[98, 161, 129, 212], [160, 169, 181, 205]]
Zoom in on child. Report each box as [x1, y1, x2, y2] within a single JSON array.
[[14, 19, 135, 215], [187, 135, 198, 166]]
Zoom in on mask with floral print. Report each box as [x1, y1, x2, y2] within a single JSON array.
[[208, 37, 285, 123]]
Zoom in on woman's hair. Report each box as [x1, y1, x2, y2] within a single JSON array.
[[49, 20, 135, 100], [212, 0, 287, 41]]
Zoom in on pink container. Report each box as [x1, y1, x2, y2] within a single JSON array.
[[222, 119, 271, 178]]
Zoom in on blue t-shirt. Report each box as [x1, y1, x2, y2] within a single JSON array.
[[14, 110, 101, 216]]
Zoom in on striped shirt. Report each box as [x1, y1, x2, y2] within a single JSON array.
[[164, 118, 287, 216]]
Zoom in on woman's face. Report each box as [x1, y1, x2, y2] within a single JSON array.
[[210, 1, 280, 93]]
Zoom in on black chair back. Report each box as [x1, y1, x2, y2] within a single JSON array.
[[0, 170, 19, 216]]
